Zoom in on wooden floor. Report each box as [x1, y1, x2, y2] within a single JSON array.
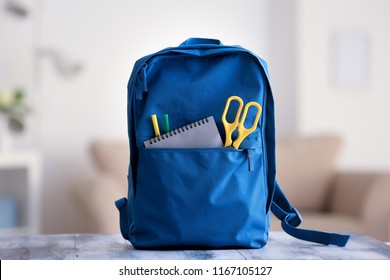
[[1, 232, 389, 260]]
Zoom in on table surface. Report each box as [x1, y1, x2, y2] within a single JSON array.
[[1, 232, 389, 260]]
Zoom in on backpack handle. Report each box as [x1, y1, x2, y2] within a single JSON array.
[[180, 38, 222, 46]]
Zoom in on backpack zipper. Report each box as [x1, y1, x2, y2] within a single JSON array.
[[133, 48, 268, 101], [136, 65, 148, 100], [141, 65, 148, 93]]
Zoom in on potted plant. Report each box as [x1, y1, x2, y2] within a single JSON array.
[[0, 89, 30, 151]]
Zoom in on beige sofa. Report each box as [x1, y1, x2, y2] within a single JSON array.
[[71, 135, 390, 241]]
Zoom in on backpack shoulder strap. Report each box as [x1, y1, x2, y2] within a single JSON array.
[[271, 181, 350, 247]]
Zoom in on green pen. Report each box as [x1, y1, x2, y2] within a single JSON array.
[[163, 114, 170, 133]]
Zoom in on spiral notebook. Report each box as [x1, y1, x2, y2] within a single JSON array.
[[144, 116, 223, 148]]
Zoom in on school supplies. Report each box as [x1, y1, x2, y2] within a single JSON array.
[[151, 114, 160, 137], [144, 116, 223, 148], [222, 96, 262, 149], [115, 38, 350, 249], [163, 114, 170, 133]]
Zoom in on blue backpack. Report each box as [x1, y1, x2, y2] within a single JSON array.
[[115, 38, 350, 249]]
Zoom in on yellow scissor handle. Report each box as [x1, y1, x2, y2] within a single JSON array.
[[221, 96, 244, 147], [232, 101, 262, 149]]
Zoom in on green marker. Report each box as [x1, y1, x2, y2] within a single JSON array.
[[163, 114, 170, 133]]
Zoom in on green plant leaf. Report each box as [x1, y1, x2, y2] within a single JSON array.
[[14, 90, 25, 104]]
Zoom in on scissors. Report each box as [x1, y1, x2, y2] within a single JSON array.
[[221, 96, 262, 149]]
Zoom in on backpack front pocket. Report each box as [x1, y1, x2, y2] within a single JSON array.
[[131, 147, 269, 249]]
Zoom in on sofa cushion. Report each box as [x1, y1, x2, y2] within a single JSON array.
[[90, 141, 129, 185], [276, 135, 341, 211]]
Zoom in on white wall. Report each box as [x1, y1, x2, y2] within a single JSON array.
[[265, 0, 297, 136], [0, 0, 270, 233], [297, 0, 390, 171], [0, 5, 33, 90]]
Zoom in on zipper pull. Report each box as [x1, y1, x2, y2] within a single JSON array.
[[136, 65, 148, 100], [246, 149, 254, 172], [141, 65, 148, 92]]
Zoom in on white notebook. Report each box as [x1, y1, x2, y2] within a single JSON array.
[[144, 116, 223, 148]]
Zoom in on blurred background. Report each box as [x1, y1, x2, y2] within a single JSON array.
[[1, 0, 390, 241]]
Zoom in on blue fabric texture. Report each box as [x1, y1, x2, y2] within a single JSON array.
[[116, 38, 349, 249]]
